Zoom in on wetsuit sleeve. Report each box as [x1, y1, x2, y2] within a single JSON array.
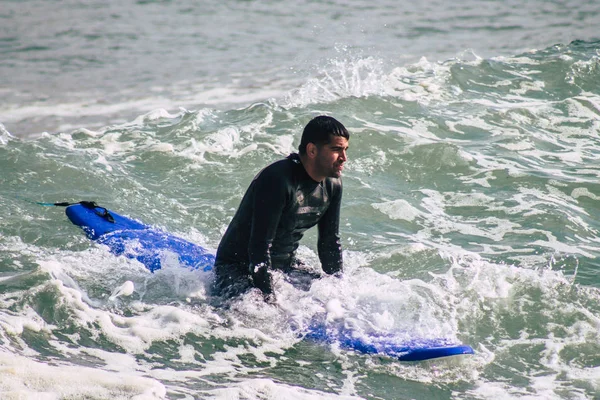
[[317, 181, 343, 274], [248, 168, 288, 294]]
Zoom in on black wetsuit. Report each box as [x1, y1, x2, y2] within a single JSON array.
[[214, 153, 343, 297]]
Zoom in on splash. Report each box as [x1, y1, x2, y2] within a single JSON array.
[[0, 123, 13, 145]]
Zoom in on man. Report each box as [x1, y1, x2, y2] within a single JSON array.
[[214, 115, 349, 301]]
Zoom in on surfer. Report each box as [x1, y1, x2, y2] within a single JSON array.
[[213, 115, 349, 302]]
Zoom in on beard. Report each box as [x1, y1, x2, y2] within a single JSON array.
[[316, 157, 344, 179]]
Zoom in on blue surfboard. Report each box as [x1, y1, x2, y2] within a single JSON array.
[[65, 202, 214, 272], [65, 202, 474, 362]]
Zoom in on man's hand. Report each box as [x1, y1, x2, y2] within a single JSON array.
[[249, 262, 274, 297], [263, 292, 277, 304]]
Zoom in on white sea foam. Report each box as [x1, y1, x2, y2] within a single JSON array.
[[412, 190, 521, 242], [571, 187, 600, 200], [2, 97, 179, 126], [202, 378, 363, 400], [372, 199, 422, 222], [0, 351, 166, 399]]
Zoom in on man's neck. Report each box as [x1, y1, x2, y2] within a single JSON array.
[[299, 153, 324, 182]]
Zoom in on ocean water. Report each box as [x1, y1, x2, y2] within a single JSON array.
[[2, 1, 600, 399]]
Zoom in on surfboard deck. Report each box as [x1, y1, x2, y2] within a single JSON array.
[[65, 203, 214, 272], [65, 202, 474, 362]]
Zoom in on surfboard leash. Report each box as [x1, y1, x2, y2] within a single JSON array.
[[35, 199, 115, 223]]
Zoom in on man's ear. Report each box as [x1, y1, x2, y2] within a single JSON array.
[[306, 142, 318, 158]]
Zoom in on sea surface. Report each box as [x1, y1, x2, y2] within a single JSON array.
[[2, 1, 600, 399]]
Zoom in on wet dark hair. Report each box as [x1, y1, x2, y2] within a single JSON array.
[[299, 116, 349, 155]]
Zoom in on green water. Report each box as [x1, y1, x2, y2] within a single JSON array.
[[1, 32, 600, 400]]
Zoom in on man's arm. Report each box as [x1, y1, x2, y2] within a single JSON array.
[[317, 180, 343, 274], [248, 167, 288, 295]]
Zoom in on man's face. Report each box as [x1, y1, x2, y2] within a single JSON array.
[[315, 135, 349, 179]]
